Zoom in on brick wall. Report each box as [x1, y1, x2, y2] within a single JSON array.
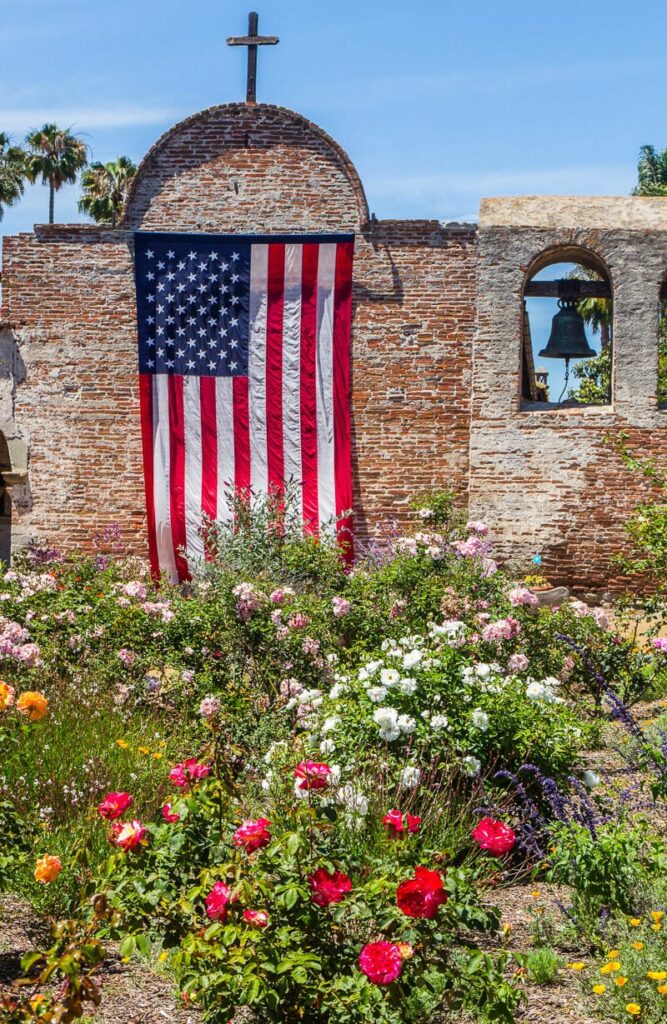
[[0, 104, 476, 559]]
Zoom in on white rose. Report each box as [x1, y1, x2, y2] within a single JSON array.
[[526, 681, 546, 701], [322, 715, 341, 733], [431, 714, 449, 731], [403, 649, 423, 669], [329, 683, 347, 700], [367, 686, 387, 703], [320, 738, 336, 756], [399, 766, 421, 789], [472, 708, 489, 731], [399, 677, 418, 696], [380, 668, 400, 687], [463, 756, 481, 776], [397, 714, 416, 734]]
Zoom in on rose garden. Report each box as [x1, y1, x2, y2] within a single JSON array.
[[1, 455, 667, 1024]]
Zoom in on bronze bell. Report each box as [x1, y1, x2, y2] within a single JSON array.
[[538, 298, 597, 361]]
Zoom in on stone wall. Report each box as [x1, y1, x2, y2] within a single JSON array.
[[470, 197, 667, 594], [0, 104, 477, 558]]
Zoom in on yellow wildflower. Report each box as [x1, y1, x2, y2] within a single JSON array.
[[652, 923, 662, 933], [607, 950, 621, 959], [116, 738, 129, 749], [646, 972, 667, 981], [651, 911, 665, 923], [629, 918, 641, 927], [593, 984, 606, 995], [657, 984, 667, 995], [137, 745, 150, 755], [615, 976, 628, 987], [567, 962, 586, 971], [531, 890, 541, 899], [632, 942, 644, 951], [153, 752, 163, 760], [625, 1005, 641, 1017], [601, 961, 621, 975], [158, 951, 169, 962]]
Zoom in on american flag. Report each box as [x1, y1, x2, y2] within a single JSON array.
[[134, 231, 354, 581]]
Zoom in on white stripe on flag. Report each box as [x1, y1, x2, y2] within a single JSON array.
[[215, 376, 235, 521], [152, 374, 178, 581], [315, 243, 337, 526], [183, 375, 203, 561], [248, 243, 269, 494], [282, 243, 303, 486]]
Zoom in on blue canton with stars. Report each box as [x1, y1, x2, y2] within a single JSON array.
[[134, 232, 251, 377]]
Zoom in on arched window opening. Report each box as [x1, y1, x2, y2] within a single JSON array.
[[522, 249, 612, 409]]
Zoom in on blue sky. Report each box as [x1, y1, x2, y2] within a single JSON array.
[[1, 0, 665, 237]]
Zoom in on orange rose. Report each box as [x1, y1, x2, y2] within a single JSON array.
[[0, 681, 15, 711], [16, 691, 48, 722], [34, 854, 62, 884]]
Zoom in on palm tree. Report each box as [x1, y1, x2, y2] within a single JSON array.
[[0, 133, 26, 222], [24, 124, 88, 224], [632, 144, 667, 197], [78, 156, 137, 227]]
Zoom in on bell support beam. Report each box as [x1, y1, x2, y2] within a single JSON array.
[[524, 281, 611, 298]]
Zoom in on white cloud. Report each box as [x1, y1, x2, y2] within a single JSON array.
[[0, 106, 179, 133]]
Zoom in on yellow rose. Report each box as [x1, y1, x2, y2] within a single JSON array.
[[16, 691, 48, 722], [34, 854, 62, 884], [593, 984, 606, 995], [646, 972, 667, 981], [0, 680, 15, 711], [625, 1005, 641, 1017]]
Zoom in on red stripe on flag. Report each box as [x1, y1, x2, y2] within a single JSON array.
[[200, 376, 217, 520], [233, 375, 250, 495], [333, 241, 354, 561], [300, 243, 319, 534], [266, 243, 285, 491], [168, 374, 189, 580], [139, 374, 160, 578]]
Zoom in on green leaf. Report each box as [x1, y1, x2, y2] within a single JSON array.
[[119, 935, 136, 958]]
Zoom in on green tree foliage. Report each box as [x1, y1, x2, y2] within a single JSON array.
[[78, 156, 137, 226], [569, 346, 611, 405], [24, 123, 88, 224], [0, 133, 26, 221], [632, 144, 667, 198]]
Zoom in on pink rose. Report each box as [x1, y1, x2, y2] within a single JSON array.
[[232, 817, 271, 853], [472, 817, 516, 857], [162, 803, 180, 823], [205, 880, 233, 921], [294, 760, 331, 791], [98, 791, 133, 821], [308, 867, 352, 907], [243, 909, 269, 928], [169, 758, 211, 788], [110, 819, 147, 851], [359, 941, 403, 985]]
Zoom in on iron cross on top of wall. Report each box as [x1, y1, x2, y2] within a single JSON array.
[[227, 12, 279, 105]]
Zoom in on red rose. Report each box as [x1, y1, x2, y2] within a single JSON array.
[[205, 881, 233, 921], [98, 791, 133, 820], [359, 941, 403, 985], [233, 817, 271, 853], [471, 817, 516, 857], [294, 760, 331, 791], [243, 909, 269, 928], [308, 867, 352, 907], [383, 809, 422, 836], [396, 866, 446, 919], [162, 802, 180, 823]]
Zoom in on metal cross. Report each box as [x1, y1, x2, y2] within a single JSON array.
[[227, 12, 279, 104]]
